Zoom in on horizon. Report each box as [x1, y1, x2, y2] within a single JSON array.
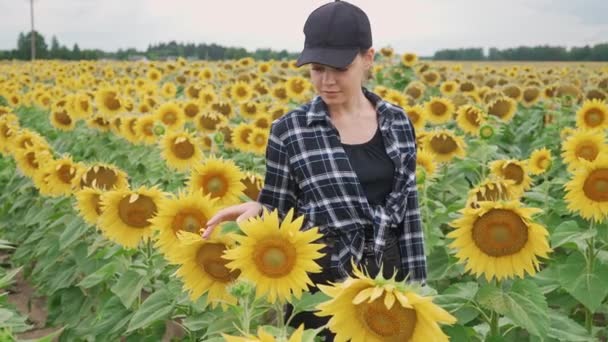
[[1, 0, 607, 56]]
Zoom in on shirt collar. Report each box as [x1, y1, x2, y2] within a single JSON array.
[[305, 87, 396, 127]]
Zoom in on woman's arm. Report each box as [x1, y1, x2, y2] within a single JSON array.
[[257, 120, 299, 219]]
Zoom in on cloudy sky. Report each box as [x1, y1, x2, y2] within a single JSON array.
[[0, 0, 606, 56]]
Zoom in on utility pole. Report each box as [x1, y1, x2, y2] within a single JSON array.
[[30, 0, 35, 61]]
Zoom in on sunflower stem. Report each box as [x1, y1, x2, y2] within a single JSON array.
[[240, 295, 252, 335], [489, 278, 501, 337], [584, 221, 596, 333], [274, 301, 286, 339]]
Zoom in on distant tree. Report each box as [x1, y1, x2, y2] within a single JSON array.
[[16, 30, 48, 59]]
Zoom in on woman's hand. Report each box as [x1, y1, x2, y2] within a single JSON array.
[[201, 201, 263, 239]]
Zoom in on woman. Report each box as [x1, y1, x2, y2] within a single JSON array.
[[203, 0, 427, 337]]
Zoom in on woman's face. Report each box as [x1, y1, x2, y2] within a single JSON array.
[[309, 49, 374, 106]]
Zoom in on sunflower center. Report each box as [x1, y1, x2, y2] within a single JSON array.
[[203, 175, 228, 197], [196, 243, 240, 283], [357, 297, 416, 340], [172, 209, 207, 234], [54, 110, 72, 125], [537, 157, 550, 170], [290, 81, 305, 94], [465, 108, 481, 126], [489, 100, 512, 118], [26, 151, 39, 169], [171, 138, 195, 159], [253, 238, 296, 278], [407, 111, 420, 123], [582, 168, 608, 202], [162, 111, 177, 125], [480, 126, 494, 138], [430, 102, 447, 116], [472, 209, 528, 257], [143, 122, 154, 136], [81, 167, 119, 190], [584, 109, 604, 127], [429, 135, 457, 154], [118, 194, 157, 228], [503, 163, 524, 185], [57, 164, 75, 184], [103, 93, 121, 111], [236, 87, 247, 97], [240, 129, 252, 143], [184, 104, 199, 118], [254, 135, 265, 146], [475, 184, 508, 203], [575, 143, 598, 161]]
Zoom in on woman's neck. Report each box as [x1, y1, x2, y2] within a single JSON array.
[[327, 89, 371, 120]]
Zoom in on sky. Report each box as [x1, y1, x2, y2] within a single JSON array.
[[0, 0, 607, 56]]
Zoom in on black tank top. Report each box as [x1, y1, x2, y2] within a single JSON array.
[[342, 126, 395, 240]]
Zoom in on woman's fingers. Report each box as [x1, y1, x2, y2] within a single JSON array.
[[202, 205, 244, 239], [236, 205, 262, 223]]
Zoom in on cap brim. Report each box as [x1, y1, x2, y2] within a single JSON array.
[[295, 47, 359, 69]]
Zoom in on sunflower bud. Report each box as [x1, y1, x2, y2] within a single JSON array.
[[479, 125, 494, 140], [153, 124, 165, 136], [213, 131, 225, 145]]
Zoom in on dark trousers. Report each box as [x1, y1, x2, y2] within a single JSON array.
[[285, 238, 403, 341]]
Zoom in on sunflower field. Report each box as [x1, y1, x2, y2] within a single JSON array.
[[0, 49, 608, 341]]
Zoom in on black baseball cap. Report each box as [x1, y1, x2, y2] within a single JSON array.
[[296, 1, 372, 69]]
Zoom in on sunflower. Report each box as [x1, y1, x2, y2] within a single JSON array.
[[73, 92, 93, 119], [41, 156, 85, 197], [188, 157, 245, 206], [154, 102, 185, 131], [421, 70, 441, 87], [521, 86, 542, 108], [285, 76, 311, 101], [247, 127, 269, 155], [380, 47, 394, 58], [316, 264, 456, 342], [151, 191, 219, 259], [404, 105, 426, 131], [253, 114, 272, 130], [465, 178, 516, 209], [424, 97, 454, 125], [238, 101, 260, 120], [158, 82, 176, 99], [210, 101, 234, 118], [489, 159, 532, 196], [502, 84, 523, 101], [134, 114, 158, 145], [231, 123, 254, 152], [95, 87, 123, 116], [456, 105, 486, 136], [528, 148, 552, 175], [170, 231, 240, 309], [223, 325, 304, 342], [80, 164, 129, 191], [241, 172, 264, 201], [160, 131, 202, 171], [98, 186, 165, 248], [416, 149, 437, 181], [439, 81, 458, 96], [257, 62, 273, 74], [195, 111, 226, 134], [270, 83, 289, 103], [223, 208, 324, 304], [75, 187, 105, 225], [198, 89, 218, 108], [564, 156, 608, 222], [422, 130, 466, 163], [401, 52, 418, 67], [183, 100, 202, 121], [230, 81, 254, 103], [487, 97, 517, 122], [561, 129, 607, 171], [120, 116, 140, 144], [448, 201, 551, 281], [14, 146, 53, 179], [404, 81, 426, 101], [576, 99, 608, 130]]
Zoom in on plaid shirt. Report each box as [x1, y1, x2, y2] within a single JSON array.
[[257, 88, 427, 283]]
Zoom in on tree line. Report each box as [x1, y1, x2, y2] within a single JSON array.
[[2, 31, 607, 62], [0, 31, 299, 61], [433, 44, 608, 61]]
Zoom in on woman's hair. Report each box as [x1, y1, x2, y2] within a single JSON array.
[[359, 48, 374, 82]]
